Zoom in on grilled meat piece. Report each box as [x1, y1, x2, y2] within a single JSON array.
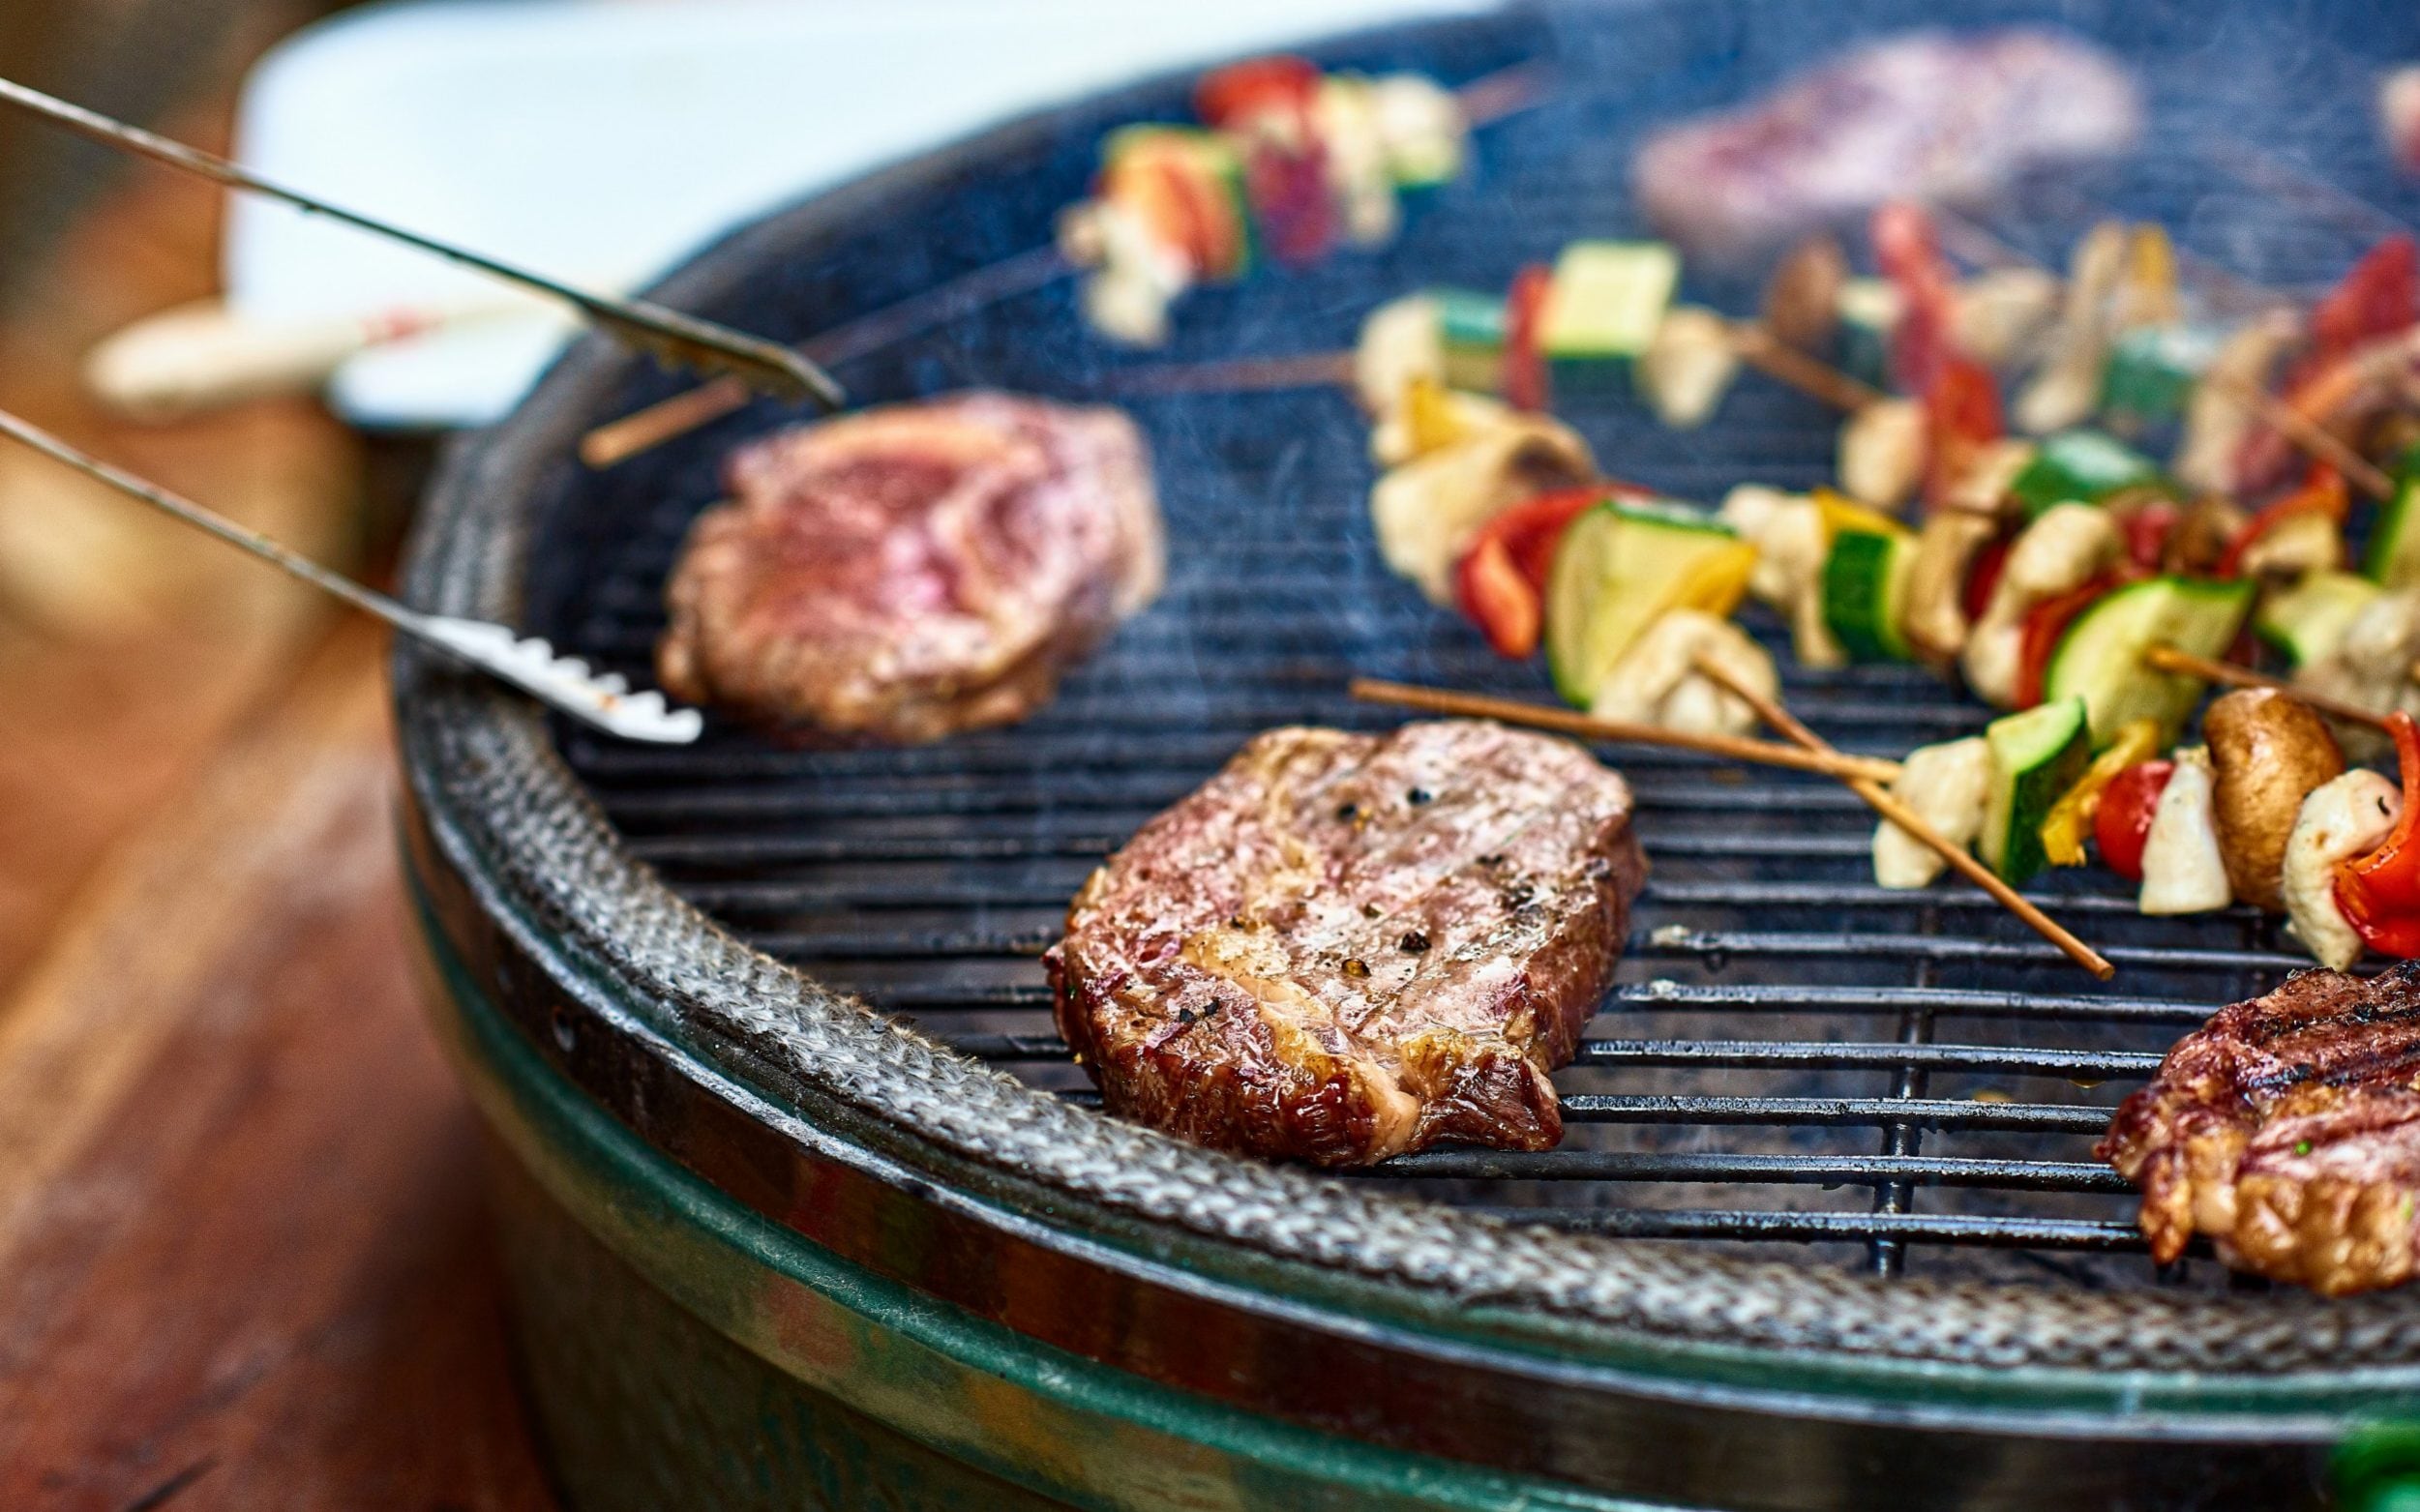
[[2100, 964, 2420, 1294], [1633, 30, 2140, 259], [657, 393, 1161, 744], [1046, 721, 1645, 1168]]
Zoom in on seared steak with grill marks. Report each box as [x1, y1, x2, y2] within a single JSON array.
[[657, 393, 1161, 744], [2100, 964, 2420, 1295], [1045, 721, 1646, 1168]]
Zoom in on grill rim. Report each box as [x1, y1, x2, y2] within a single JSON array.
[[392, 0, 2420, 1433]]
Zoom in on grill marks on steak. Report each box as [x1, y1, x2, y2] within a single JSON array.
[[1046, 721, 1646, 1168], [657, 393, 1162, 744], [2100, 964, 2420, 1294]]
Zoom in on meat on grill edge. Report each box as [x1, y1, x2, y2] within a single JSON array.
[[1046, 721, 1647, 1168], [2101, 963, 2420, 1295], [657, 392, 1162, 744]]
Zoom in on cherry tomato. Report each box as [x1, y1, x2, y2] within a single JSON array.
[[1502, 263, 1554, 413], [2094, 759, 2175, 882], [1453, 533, 1542, 658]]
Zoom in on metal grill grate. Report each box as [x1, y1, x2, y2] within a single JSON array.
[[529, 0, 2420, 1288]]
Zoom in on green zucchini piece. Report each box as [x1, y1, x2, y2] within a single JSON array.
[[1430, 285, 1505, 392], [1835, 277, 1900, 391], [2042, 575, 2256, 746], [1980, 697, 2092, 885], [2363, 470, 2420, 590], [2256, 569, 2381, 667], [1820, 529, 1914, 663], [1540, 242, 1677, 360], [2007, 430, 2165, 519], [1543, 501, 1743, 706], [2100, 323, 2221, 427]]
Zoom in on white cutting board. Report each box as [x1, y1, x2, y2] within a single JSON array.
[[226, 0, 1488, 429]]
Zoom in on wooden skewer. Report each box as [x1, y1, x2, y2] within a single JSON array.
[[1347, 677, 1903, 784], [2141, 644, 2393, 732], [1726, 320, 1882, 412], [1686, 656, 2115, 981], [2199, 369, 2399, 502], [579, 66, 1555, 468]]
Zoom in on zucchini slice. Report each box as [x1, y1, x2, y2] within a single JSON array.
[[1540, 241, 1679, 361], [1980, 697, 2092, 885], [2042, 575, 2256, 746], [1821, 529, 1915, 662], [1544, 501, 1748, 706], [2364, 469, 2420, 590], [2256, 570, 2382, 667], [2007, 429, 2164, 519]]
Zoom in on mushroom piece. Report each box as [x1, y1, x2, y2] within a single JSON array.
[[1960, 502, 2124, 708], [2138, 747, 2232, 916], [1761, 233, 1847, 353], [2158, 493, 2253, 578], [1589, 608, 1778, 738], [1872, 736, 1993, 889], [1837, 398, 1927, 513], [1369, 415, 1596, 605], [2015, 220, 2129, 435], [2284, 771, 2404, 969], [2202, 689, 2345, 913], [1900, 509, 2001, 667], [1637, 306, 1742, 428]]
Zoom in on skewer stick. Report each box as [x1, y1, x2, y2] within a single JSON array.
[[578, 65, 1553, 466], [2141, 644, 2393, 732], [580, 245, 1072, 467], [2198, 370, 2398, 502], [1726, 321, 1883, 412], [1347, 677, 1903, 784], [1688, 656, 2115, 981], [1927, 201, 2398, 501], [0, 77, 842, 412]]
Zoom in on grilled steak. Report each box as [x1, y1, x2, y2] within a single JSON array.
[[2100, 964, 2420, 1295], [657, 392, 1162, 744], [1046, 721, 1646, 1168]]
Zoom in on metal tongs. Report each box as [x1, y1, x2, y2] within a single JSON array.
[[0, 76, 845, 412], [0, 410, 702, 744]]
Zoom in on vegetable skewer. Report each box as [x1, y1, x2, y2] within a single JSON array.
[[1688, 653, 2116, 979], [1346, 677, 1902, 783]]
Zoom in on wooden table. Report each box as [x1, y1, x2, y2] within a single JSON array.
[[0, 46, 558, 1512]]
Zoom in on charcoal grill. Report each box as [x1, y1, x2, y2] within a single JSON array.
[[397, 2, 2420, 1507]]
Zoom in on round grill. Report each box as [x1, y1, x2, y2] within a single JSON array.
[[397, 2, 2420, 1507]]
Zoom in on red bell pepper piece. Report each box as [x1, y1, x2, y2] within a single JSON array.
[[1872, 201, 1960, 400], [2336, 712, 2420, 959], [1502, 263, 1554, 413], [1924, 353, 2005, 506], [2094, 759, 2174, 883], [1453, 533, 1542, 658], [2309, 235, 2418, 371], [1449, 486, 1632, 658], [1961, 533, 2014, 625], [1195, 55, 1321, 132], [2215, 463, 2348, 578], [2013, 574, 2123, 709]]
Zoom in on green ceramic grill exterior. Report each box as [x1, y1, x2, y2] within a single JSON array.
[[422, 887, 1662, 1511]]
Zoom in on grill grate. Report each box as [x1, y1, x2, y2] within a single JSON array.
[[527, 0, 2420, 1288]]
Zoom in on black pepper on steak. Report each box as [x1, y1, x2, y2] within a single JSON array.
[[1043, 720, 1646, 1168]]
